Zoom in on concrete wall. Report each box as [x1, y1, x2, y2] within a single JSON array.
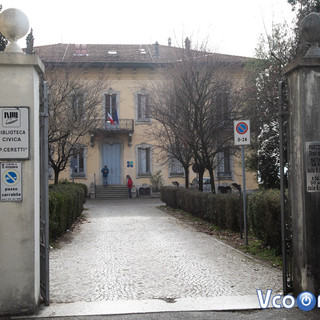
[[284, 58, 320, 295], [0, 53, 44, 315]]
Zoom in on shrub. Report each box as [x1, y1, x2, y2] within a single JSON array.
[[160, 186, 178, 208], [248, 189, 281, 253], [162, 187, 282, 253], [49, 182, 85, 241], [161, 187, 281, 254], [150, 170, 164, 192], [225, 194, 242, 232], [161, 187, 242, 232]]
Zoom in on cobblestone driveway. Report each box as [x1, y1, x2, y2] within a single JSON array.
[[49, 199, 282, 303]]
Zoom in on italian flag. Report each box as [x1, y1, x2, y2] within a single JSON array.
[[107, 113, 115, 125]]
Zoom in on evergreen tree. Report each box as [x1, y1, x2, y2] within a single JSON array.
[[245, 1, 320, 188], [244, 23, 294, 188], [0, 32, 8, 51]]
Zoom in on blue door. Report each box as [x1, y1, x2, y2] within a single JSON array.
[[102, 144, 121, 184]]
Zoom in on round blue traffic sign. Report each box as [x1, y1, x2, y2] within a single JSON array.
[[236, 122, 248, 134], [3, 169, 19, 185]]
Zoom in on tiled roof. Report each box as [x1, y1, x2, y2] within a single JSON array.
[[34, 43, 250, 67]]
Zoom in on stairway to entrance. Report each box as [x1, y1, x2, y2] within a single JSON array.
[[95, 184, 129, 199]]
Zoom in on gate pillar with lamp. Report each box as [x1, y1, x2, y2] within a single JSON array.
[[0, 8, 46, 315], [282, 12, 320, 296]]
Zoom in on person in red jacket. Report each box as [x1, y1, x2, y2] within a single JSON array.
[[127, 175, 133, 199]]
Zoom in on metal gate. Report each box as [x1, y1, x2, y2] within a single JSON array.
[[279, 80, 293, 295], [39, 80, 49, 305]]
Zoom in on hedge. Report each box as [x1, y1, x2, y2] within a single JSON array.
[[161, 187, 282, 252], [161, 187, 241, 232], [247, 189, 282, 254], [49, 182, 86, 241]]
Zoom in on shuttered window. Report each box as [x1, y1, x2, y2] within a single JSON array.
[[137, 94, 150, 121], [216, 150, 232, 179], [70, 147, 87, 178], [215, 92, 230, 123], [170, 157, 184, 176], [70, 92, 86, 122], [138, 147, 151, 175]]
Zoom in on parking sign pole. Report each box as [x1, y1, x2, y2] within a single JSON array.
[[241, 145, 248, 245], [234, 120, 250, 246]]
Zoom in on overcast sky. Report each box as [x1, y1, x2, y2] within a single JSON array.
[[1, 0, 295, 57]]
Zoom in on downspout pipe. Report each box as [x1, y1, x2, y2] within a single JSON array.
[[278, 79, 287, 294]]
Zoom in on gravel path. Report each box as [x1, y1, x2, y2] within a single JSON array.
[[49, 198, 282, 303]]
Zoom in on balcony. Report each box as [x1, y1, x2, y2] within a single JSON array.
[[90, 119, 134, 146], [94, 119, 134, 133]]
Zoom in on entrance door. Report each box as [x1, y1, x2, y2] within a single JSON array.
[[102, 143, 121, 184]]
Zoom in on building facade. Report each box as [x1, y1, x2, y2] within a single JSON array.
[[34, 43, 257, 196]]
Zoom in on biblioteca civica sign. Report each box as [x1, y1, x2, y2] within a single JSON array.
[[0, 107, 30, 159]]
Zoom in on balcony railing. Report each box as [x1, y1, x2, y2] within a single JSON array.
[[94, 119, 134, 133]]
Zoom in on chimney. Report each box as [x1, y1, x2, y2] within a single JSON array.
[[185, 37, 191, 50], [154, 41, 159, 57], [168, 37, 172, 46]]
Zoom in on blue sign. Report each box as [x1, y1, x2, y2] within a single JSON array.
[[234, 120, 251, 146], [1, 162, 22, 201], [127, 161, 133, 168], [4, 170, 18, 185], [236, 122, 248, 134]]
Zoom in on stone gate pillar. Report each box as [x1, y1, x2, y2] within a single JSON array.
[[283, 13, 320, 296], [0, 9, 45, 316]]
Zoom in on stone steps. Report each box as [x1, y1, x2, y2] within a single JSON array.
[[95, 185, 129, 199]]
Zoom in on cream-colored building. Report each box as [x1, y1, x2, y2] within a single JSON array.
[[35, 43, 257, 196]]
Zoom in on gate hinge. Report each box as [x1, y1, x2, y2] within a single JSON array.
[[40, 112, 49, 118]]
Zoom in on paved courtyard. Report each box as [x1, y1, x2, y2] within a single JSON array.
[[49, 198, 282, 304]]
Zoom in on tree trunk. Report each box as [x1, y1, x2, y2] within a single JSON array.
[[208, 168, 216, 194], [198, 169, 205, 192], [54, 169, 59, 185], [184, 166, 189, 188]]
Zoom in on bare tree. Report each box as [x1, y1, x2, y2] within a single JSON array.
[[148, 83, 194, 187], [46, 66, 109, 184], [148, 42, 242, 192]]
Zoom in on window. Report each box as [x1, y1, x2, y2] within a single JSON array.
[[73, 44, 89, 56], [215, 92, 230, 123], [107, 50, 117, 55], [105, 93, 117, 120], [70, 146, 87, 178], [169, 157, 184, 176], [138, 146, 151, 176], [136, 91, 151, 122], [168, 98, 179, 119], [70, 92, 86, 122], [216, 150, 232, 179]]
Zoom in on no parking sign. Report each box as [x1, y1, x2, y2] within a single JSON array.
[[0, 162, 22, 201], [233, 120, 251, 245], [234, 120, 251, 146]]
